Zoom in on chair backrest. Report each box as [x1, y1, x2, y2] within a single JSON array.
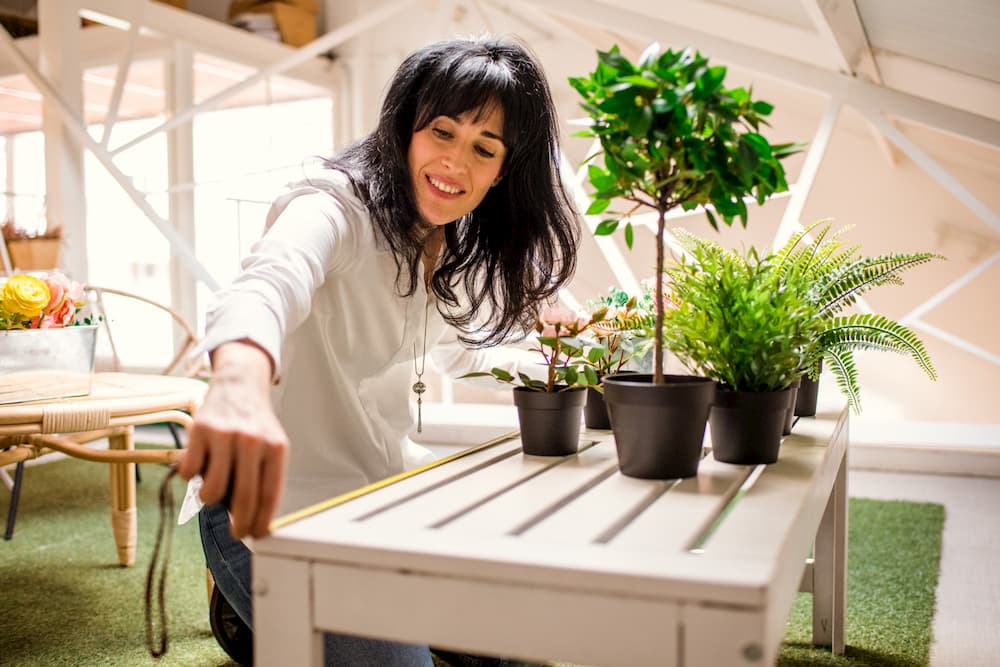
[[84, 285, 208, 378]]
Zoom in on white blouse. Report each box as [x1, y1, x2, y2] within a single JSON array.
[[200, 171, 538, 516]]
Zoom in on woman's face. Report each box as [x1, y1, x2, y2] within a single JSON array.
[[407, 106, 507, 227]]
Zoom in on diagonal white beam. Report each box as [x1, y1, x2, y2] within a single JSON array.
[[773, 96, 843, 251], [560, 147, 641, 298], [909, 319, 1000, 367], [106, 0, 416, 156], [862, 110, 1000, 236], [900, 251, 1000, 325], [0, 22, 219, 290], [100, 9, 141, 147]]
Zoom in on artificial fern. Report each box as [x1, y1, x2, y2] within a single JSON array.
[[770, 220, 942, 411]]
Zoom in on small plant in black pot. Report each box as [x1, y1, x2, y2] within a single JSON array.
[[462, 306, 605, 456], [664, 230, 823, 464], [579, 287, 654, 429]]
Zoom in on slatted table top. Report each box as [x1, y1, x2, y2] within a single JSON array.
[[258, 404, 848, 609]]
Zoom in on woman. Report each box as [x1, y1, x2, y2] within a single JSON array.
[[178, 36, 578, 666]]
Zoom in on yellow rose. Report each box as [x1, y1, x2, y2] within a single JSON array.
[[2, 274, 51, 319]]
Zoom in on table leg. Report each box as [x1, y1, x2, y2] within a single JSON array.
[[108, 427, 136, 567], [254, 554, 323, 667], [813, 448, 847, 653]]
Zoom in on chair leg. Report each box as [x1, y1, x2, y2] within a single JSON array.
[[4, 461, 25, 540], [167, 423, 183, 449]]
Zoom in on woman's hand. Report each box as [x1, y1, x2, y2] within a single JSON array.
[[178, 340, 288, 539]]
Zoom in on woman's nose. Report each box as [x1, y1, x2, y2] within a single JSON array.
[[441, 144, 468, 173]]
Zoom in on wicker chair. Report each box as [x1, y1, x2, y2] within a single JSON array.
[[2, 285, 207, 541]]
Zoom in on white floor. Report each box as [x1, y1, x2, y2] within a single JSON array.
[[849, 469, 1000, 667]]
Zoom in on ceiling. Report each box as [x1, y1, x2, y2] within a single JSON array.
[[0, 0, 997, 143]]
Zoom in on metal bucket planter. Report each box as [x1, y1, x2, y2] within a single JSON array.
[[0, 325, 98, 405], [710, 387, 794, 465], [603, 373, 715, 479], [513, 386, 586, 456]]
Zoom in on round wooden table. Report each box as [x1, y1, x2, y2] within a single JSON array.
[[0, 372, 206, 566]]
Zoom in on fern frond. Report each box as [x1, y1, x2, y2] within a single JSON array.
[[817, 252, 941, 316], [820, 313, 938, 380], [824, 347, 862, 413]]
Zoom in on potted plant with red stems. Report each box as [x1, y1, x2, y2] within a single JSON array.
[[569, 43, 800, 478], [462, 305, 606, 456]]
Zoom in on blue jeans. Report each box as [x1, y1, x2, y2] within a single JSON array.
[[199, 503, 537, 667]]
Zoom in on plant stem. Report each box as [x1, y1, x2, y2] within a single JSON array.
[[547, 327, 559, 392], [654, 207, 665, 384]]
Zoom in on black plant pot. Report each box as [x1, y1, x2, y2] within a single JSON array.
[[603, 373, 716, 479], [710, 387, 794, 465], [513, 387, 586, 456], [794, 360, 823, 417], [584, 386, 611, 429], [782, 377, 802, 436]]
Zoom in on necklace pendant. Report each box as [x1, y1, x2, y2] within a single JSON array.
[[412, 380, 426, 395], [416, 395, 423, 433]]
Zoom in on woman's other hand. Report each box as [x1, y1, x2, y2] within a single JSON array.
[[178, 340, 288, 539]]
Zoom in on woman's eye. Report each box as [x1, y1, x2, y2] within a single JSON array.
[[476, 146, 496, 158], [432, 127, 451, 139]]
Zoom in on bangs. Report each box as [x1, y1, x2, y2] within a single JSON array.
[[412, 51, 530, 150]]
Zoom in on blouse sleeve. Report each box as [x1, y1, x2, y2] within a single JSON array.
[[200, 176, 368, 380]]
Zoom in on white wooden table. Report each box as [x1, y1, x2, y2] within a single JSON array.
[[253, 402, 848, 667]]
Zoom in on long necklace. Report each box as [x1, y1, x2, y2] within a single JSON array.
[[412, 300, 430, 433]]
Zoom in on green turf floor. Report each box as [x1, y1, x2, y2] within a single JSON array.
[[1, 455, 943, 666]]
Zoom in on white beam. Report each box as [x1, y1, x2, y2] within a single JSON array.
[[862, 110, 1000, 236], [560, 148, 640, 298], [900, 251, 1000, 325], [529, 0, 1000, 148], [166, 41, 199, 343], [0, 21, 219, 289], [78, 0, 333, 86], [100, 10, 141, 147], [799, 0, 878, 78], [909, 319, 1000, 367], [592, 0, 837, 70], [799, 0, 897, 165], [773, 96, 843, 251], [38, 0, 88, 280], [0, 26, 170, 78], [108, 0, 416, 156]]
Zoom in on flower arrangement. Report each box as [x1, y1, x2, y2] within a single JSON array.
[[462, 305, 607, 392], [0, 271, 88, 330]]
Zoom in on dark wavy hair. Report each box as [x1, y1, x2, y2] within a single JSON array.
[[325, 36, 579, 347]]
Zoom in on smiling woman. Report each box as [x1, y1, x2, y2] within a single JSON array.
[[175, 35, 579, 667]]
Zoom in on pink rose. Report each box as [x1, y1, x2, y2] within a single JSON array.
[[44, 272, 70, 313]]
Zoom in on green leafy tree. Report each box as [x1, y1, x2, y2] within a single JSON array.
[[570, 44, 800, 384]]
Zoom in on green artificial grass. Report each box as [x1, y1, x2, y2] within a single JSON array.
[[0, 454, 236, 667], [1, 456, 944, 666], [778, 497, 945, 667]]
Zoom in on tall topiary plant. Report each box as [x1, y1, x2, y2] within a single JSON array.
[[569, 44, 800, 383]]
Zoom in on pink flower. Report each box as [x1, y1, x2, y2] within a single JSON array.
[[44, 271, 71, 313], [540, 306, 578, 327]]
